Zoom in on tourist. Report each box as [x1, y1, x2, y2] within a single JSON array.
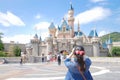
[[57, 53, 61, 65], [54, 55, 57, 61], [64, 46, 93, 80], [20, 58, 23, 65], [42, 54, 45, 62], [46, 54, 50, 63]]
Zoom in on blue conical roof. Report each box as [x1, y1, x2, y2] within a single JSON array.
[[59, 19, 70, 31], [49, 22, 55, 29], [74, 31, 83, 37], [61, 19, 68, 27], [34, 34, 38, 38], [89, 29, 98, 37], [107, 38, 112, 44], [102, 42, 107, 48]]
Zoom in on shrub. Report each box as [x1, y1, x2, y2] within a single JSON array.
[[111, 47, 120, 56], [13, 46, 21, 57], [0, 39, 4, 51], [0, 51, 7, 57]]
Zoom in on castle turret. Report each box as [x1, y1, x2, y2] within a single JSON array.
[[31, 34, 40, 56], [48, 22, 56, 38], [68, 2, 74, 37], [57, 18, 71, 38], [45, 35, 53, 55], [90, 29, 100, 57]]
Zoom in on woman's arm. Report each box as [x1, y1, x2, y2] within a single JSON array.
[[64, 48, 75, 68], [67, 48, 75, 59]]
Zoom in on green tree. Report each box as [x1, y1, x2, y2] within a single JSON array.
[[0, 32, 4, 51], [0, 40, 4, 51], [111, 47, 120, 56], [13, 46, 21, 56], [0, 51, 7, 57]]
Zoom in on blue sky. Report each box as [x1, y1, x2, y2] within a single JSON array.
[[0, 0, 120, 44]]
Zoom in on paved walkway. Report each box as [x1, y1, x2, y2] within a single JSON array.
[[90, 57, 120, 63], [0, 57, 120, 80]]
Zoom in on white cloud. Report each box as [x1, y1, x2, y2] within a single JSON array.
[[99, 30, 109, 36], [75, 7, 111, 24], [34, 22, 50, 30], [0, 29, 5, 33], [90, 0, 105, 3], [1, 33, 50, 44], [41, 32, 49, 40], [0, 11, 25, 27], [35, 14, 41, 19], [2, 34, 33, 44], [33, 21, 50, 40]]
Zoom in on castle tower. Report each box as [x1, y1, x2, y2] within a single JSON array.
[[57, 18, 71, 38], [45, 35, 53, 55], [91, 29, 100, 57], [92, 41, 100, 57], [68, 2, 74, 37], [48, 22, 56, 38], [31, 34, 40, 56]]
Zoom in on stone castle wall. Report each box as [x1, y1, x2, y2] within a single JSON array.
[[84, 44, 93, 57], [4, 43, 26, 52]]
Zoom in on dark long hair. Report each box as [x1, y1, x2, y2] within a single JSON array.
[[74, 46, 86, 72]]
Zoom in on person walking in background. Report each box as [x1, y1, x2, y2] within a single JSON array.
[[54, 55, 57, 62], [64, 46, 93, 80], [42, 54, 45, 63], [57, 53, 61, 65], [20, 58, 23, 65], [46, 54, 51, 63]]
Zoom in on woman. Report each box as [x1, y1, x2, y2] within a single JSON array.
[[64, 46, 93, 80]]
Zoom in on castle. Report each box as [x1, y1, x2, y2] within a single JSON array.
[[2, 3, 114, 63], [25, 3, 112, 62]]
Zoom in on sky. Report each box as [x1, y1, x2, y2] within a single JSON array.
[[0, 0, 120, 44]]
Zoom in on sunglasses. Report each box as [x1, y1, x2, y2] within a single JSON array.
[[75, 50, 85, 56]]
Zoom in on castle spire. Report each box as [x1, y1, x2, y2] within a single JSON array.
[[68, 1, 74, 38], [70, 1, 74, 10]]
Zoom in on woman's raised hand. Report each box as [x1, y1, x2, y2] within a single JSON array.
[[72, 48, 75, 54]]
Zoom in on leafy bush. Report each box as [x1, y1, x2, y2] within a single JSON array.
[[111, 47, 120, 56], [13, 46, 21, 56], [0, 39, 4, 51], [0, 51, 7, 57]]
